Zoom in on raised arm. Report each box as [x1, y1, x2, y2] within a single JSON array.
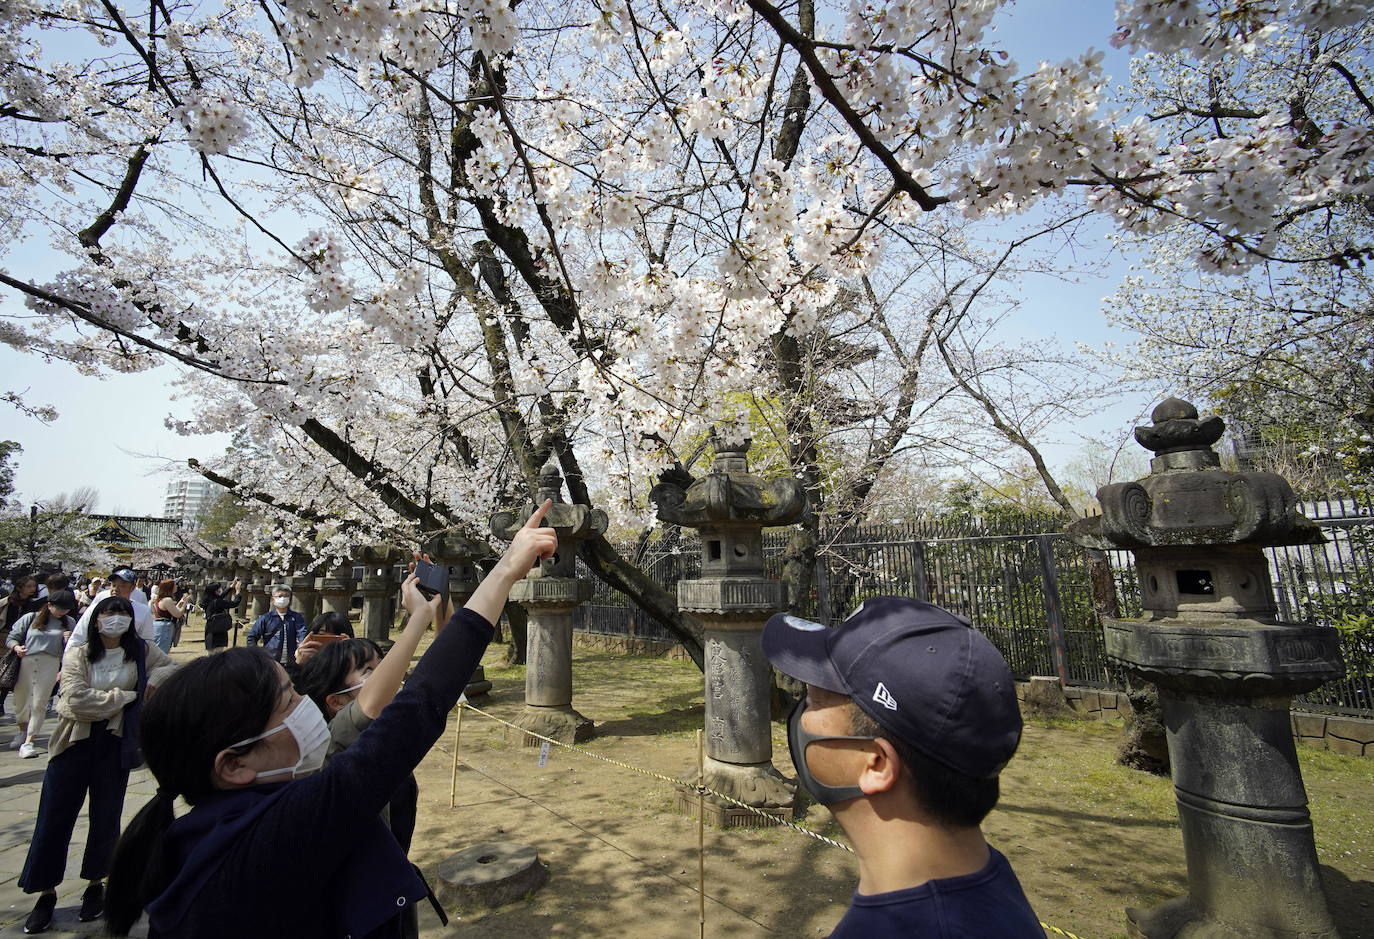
[[159, 596, 189, 620], [272, 500, 557, 838], [465, 498, 555, 624], [356, 574, 438, 720]]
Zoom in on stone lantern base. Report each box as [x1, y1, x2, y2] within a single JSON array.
[[675, 756, 796, 827], [512, 704, 595, 746]]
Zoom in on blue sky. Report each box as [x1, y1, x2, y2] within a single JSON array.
[[0, 0, 1155, 515]]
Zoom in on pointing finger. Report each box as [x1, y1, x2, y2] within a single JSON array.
[[524, 498, 554, 529]]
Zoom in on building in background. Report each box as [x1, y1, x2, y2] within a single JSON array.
[[163, 476, 223, 529]]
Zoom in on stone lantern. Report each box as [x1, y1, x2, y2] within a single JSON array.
[[491, 459, 607, 744], [315, 559, 357, 617], [247, 561, 271, 621], [287, 550, 322, 624], [356, 546, 402, 642], [174, 550, 204, 589], [201, 549, 230, 605], [651, 430, 805, 821], [231, 551, 255, 619], [420, 533, 487, 610], [421, 532, 492, 697], [1067, 398, 1343, 939]]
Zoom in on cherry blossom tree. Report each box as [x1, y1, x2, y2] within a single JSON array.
[[1103, 15, 1374, 486], [2, 0, 1369, 659]]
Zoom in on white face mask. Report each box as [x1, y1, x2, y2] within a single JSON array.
[[332, 674, 369, 698], [273, 596, 291, 610], [230, 696, 330, 781], [98, 614, 132, 637]]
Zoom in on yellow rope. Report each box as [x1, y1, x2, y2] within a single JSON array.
[[455, 702, 1091, 939]]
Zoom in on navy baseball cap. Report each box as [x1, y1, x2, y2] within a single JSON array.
[[109, 567, 137, 583], [763, 597, 1022, 779]]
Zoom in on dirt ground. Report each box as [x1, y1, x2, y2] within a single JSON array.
[[399, 643, 1374, 939]]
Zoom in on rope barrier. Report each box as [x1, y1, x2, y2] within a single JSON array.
[[458, 701, 856, 853], [453, 701, 1090, 939]]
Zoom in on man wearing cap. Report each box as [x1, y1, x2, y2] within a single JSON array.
[[66, 567, 155, 650], [763, 596, 1042, 937]]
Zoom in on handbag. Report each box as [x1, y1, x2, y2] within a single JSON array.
[[0, 649, 20, 692], [205, 609, 233, 634]]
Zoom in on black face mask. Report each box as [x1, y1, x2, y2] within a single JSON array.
[[786, 698, 879, 806]]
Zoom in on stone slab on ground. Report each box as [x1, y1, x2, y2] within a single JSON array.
[[436, 841, 548, 910]]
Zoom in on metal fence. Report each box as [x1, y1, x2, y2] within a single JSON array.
[[574, 496, 1374, 717]]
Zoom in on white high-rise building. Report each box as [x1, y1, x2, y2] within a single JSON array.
[[163, 477, 224, 529]]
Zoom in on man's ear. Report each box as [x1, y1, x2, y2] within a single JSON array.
[[213, 748, 259, 788], [858, 737, 902, 796]]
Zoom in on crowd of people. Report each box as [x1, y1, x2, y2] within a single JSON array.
[[0, 500, 1046, 937]]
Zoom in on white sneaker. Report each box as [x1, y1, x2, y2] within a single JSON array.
[[18, 741, 41, 759], [8, 734, 23, 750]]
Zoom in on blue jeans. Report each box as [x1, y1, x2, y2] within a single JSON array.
[[19, 725, 129, 891], [152, 619, 175, 653]]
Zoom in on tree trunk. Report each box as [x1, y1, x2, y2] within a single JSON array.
[[780, 522, 818, 617], [1119, 674, 1170, 774], [503, 601, 528, 666], [581, 534, 704, 668], [1086, 547, 1169, 774]]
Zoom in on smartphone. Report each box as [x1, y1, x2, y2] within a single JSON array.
[[414, 559, 450, 599], [309, 631, 345, 645]]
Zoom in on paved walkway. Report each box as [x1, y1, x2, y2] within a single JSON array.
[[0, 634, 211, 936], [0, 709, 153, 936]]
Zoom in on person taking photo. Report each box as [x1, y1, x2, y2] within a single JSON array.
[[104, 500, 557, 938], [245, 586, 307, 675]]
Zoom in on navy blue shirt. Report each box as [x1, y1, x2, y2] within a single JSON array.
[[830, 847, 1042, 938], [145, 607, 494, 938]]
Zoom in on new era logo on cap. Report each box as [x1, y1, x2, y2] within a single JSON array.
[[873, 682, 898, 711]]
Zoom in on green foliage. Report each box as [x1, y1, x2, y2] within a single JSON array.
[[939, 474, 1072, 530], [196, 491, 253, 546]]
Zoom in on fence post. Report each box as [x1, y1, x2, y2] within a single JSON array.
[[815, 554, 832, 624], [910, 541, 930, 603], [1036, 535, 1070, 686]]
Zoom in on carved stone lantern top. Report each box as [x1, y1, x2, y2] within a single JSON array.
[[490, 459, 609, 544], [420, 533, 488, 563], [1068, 398, 1322, 553], [1067, 396, 1341, 696], [650, 431, 805, 532], [421, 532, 489, 596], [490, 459, 607, 583]]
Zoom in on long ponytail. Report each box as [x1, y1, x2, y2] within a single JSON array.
[[103, 648, 281, 934], [105, 791, 176, 935]]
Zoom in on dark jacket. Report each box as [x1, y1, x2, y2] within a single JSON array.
[[144, 607, 494, 939], [245, 609, 308, 664], [203, 594, 239, 622]]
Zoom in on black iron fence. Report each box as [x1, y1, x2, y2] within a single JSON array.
[[575, 495, 1374, 718]]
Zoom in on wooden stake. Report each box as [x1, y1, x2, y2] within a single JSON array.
[[449, 704, 464, 808], [697, 728, 705, 939]]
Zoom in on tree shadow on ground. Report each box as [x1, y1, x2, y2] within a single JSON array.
[[592, 698, 704, 738], [0, 770, 44, 787], [997, 800, 1179, 830], [1322, 864, 1373, 936]]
